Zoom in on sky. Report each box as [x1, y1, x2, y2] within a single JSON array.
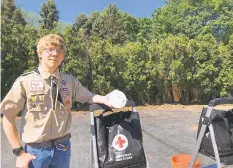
[[16, 0, 167, 24]]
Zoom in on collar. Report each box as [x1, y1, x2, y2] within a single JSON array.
[[37, 66, 60, 80]]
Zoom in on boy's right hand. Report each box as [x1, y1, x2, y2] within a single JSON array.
[[16, 151, 36, 168]]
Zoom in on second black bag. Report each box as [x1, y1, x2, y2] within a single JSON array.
[[95, 111, 147, 168], [197, 108, 233, 159]]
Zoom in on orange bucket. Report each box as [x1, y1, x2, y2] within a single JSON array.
[[171, 154, 200, 168]]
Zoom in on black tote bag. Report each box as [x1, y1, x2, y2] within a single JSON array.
[[197, 108, 233, 157], [95, 111, 147, 168]]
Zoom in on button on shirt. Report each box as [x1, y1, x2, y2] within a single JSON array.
[[0, 66, 94, 143]]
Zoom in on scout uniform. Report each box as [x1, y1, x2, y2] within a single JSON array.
[[0, 66, 94, 144]]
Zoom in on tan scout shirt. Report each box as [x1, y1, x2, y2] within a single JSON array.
[[0, 66, 94, 143]]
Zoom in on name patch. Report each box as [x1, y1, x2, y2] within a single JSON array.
[[31, 80, 44, 91]]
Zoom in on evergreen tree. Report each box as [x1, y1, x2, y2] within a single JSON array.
[[39, 0, 59, 30], [73, 13, 89, 32], [92, 4, 126, 44], [1, 0, 26, 25]]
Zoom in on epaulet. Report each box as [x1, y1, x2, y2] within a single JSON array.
[[62, 72, 78, 81], [15, 71, 34, 82], [21, 71, 34, 76], [61, 71, 75, 79], [62, 72, 73, 78], [63, 72, 72, 75]]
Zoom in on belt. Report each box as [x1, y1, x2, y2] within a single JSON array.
[[26, 133, 71, 148]]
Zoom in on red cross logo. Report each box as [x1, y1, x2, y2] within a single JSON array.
[[112, 134, 128, 151], [115, 136, 126, 148]]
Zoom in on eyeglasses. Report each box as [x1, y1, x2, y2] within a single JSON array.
[[43, 48, 64, 55]]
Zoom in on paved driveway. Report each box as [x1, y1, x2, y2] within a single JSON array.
[[1, 107, 233, 168]]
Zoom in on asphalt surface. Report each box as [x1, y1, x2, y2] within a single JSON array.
[[1, 108, 233, 168]]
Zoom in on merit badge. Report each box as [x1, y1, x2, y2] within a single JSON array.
[[66, 100, 71, 106], [31, 95, 36, 102], [32, 104, 37, 108], [62, 88, 70, 96], [31, 95, 37, 108], [65, 91, 70, 96], [38, 94, 45, 101], [39, 103, 45, 110], [62, 88, 68, 91], [62, 80, 66, 85]]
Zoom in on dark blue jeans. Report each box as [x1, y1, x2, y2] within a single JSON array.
[[24, 139, 71, 168]]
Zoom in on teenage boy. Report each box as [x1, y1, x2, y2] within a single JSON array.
[[1, 34, 111, 168]]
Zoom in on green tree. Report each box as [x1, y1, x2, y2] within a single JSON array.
[[1, 24, 39, 98], [137, 17, 153, 43], [73, 13, 89, 32], [121, 13, 139, 42], [217, 35, 233, 96], [92, 4, 126, 44], [24, 11, 39, 27], [151, 0, 233, 44], [39, 0, 59, 30], [193, 33, 222, 102], [1, 0, 26, 25]]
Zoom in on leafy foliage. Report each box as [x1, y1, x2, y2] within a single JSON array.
[[1, 0, 233, 106]]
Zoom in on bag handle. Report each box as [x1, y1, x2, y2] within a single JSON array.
[[89, 100, 136, 112], [208, 97, 233, 107]]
